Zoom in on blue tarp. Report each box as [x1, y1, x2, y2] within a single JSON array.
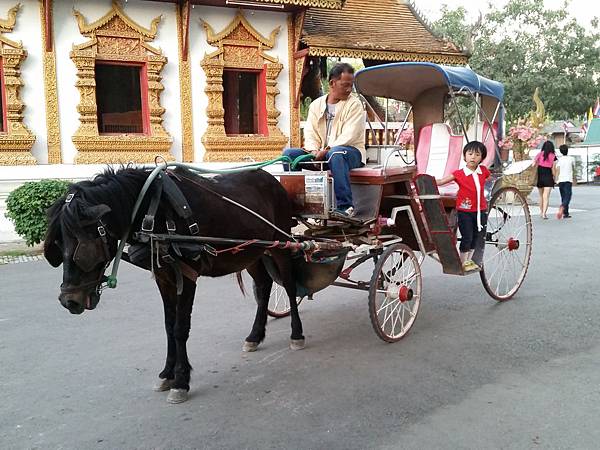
[[355, 62, 504, 102]]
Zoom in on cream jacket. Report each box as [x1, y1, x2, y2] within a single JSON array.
[[304, 93, 366, 163]]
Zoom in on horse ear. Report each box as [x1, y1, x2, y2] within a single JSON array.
[[82, 204, 111, 220]]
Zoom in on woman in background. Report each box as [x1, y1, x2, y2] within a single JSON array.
[[533, 140, 557, 219]]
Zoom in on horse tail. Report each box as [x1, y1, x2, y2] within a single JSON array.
[[236, 271, 246, 297]]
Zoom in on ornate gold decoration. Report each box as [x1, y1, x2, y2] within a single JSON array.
[[40, 0, 61, 164], [177, 1, 193, 162], [529, 87, 546, 128], [250, 0, 343, 8], [200, 12, 288, 162], [0, 3, 36, 166], [70, 1, 173, 164], [288, 15, 300, 148], [308, 46, 468, 65]]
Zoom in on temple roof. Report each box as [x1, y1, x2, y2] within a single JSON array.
[[579, 118, 600, 146], [301, 0, 468, 64]]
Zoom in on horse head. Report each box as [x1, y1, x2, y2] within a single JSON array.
[[44, 192, 118, 314]]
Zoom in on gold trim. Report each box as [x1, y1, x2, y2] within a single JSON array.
[[70, 2, 173, 163], [251, 0, 344, 8], [176, 1, 193, 162], [288, 14, 300, 148], [0, 3, 36, 166], [40, 0, 61, 164], [200, 12, 288, 162], [308, 46, 468, 65]]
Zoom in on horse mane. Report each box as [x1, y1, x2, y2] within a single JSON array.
[[46, 166, 153, 242]]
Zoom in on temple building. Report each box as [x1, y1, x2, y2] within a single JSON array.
[[0, 0, 466, 169]]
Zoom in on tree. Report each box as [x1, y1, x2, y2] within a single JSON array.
[[432, 0, 600, 122]]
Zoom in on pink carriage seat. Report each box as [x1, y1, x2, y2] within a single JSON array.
[[415, 123, 464, 202], [416, 123, 464, 179]]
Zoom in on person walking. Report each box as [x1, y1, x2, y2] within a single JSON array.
[[533, 140, 557, 219], [555, 144, 576, 219]]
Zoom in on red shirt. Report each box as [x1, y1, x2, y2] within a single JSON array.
[[453, 165, 491, 212]]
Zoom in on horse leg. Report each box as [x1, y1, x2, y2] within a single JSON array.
[[242, 260, 273, 352], [271, 250, 305, 350], [154, 277, 176, 392], [155, 275, 197, 404]]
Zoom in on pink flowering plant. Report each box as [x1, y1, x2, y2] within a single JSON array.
[[396, 124, 414, 148], [499, 120, 545, 161]]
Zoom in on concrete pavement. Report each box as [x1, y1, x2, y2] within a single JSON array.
[[1, 185, 599, 449]]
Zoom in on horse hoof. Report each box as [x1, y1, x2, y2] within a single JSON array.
[[290, 339, 305, 350], [153, 378, 174, 392], [167, 388, 188, 404], [242, 341, 259, 352]]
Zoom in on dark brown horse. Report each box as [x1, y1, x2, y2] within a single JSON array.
[[44, 166, 303, 403]]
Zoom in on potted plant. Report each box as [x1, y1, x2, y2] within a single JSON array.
[[499, 119, 546, 195]]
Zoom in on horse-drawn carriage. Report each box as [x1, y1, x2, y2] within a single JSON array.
[[45, 62, 532, 403], [269, 62, 532, 341]]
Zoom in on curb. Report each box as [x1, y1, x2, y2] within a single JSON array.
[[0, 254, 45, 265]]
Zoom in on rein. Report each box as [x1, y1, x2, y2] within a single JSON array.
[[105, 156, 305, 289]]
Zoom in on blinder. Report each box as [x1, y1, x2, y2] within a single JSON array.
[[72, 222, 112, 273]]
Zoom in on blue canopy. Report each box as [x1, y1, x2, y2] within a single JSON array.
[[355, 62, 504, 103]]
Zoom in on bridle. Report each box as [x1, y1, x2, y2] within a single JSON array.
[[60, 193, 117, 295]]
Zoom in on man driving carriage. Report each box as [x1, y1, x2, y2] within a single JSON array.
[[283, 63, 366, 218]]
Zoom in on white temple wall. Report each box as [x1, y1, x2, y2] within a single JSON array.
[[0, 1, 291, 167]]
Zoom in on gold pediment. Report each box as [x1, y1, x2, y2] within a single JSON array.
[[73, 1, 161, 41], [202, 11, 280, 49]]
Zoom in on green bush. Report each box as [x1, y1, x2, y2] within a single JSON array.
[[5, 179, 71, 246]]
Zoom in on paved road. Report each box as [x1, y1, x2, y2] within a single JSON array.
[[1, 186, 599, 450]]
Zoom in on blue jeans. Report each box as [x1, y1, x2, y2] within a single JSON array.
[[282, 146, 363, 209], [558, 182, 572, 216]]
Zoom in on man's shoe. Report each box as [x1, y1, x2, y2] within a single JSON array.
[[563, 214, 572, 218], [332, 206, 355, 218]]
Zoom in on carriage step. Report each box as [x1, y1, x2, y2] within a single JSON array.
[[413, 174, 463, 275]]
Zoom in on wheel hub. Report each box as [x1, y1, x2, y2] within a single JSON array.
[[507, 238, 519, 251], [398, 285, 413, 302]]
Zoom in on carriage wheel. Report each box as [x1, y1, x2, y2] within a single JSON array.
[[368, 243, 422, 342], [267, 283, 303, 318], [480, 187, 532, 301]]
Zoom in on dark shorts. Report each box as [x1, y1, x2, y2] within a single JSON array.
[[537, 166, 554, 188], [457, 211, 488, 253]]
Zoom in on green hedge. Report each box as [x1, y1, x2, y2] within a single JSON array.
[[5, 179, 71, 246]]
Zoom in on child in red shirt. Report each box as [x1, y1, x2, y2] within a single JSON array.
[[437, 141, 491, 272]]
